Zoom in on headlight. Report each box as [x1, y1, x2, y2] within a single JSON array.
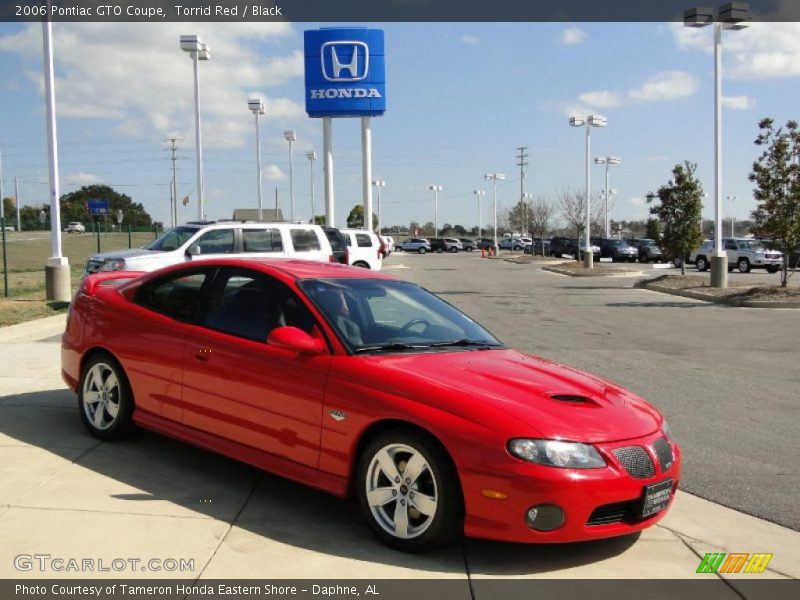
[[100, 259, 125, 271], [507, 439, 606, 469], [661, 419, 672, 440]]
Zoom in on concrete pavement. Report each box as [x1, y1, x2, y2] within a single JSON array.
[[0, 287, 797, 591]]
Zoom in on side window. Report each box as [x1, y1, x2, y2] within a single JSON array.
[[202, 270, 316, 342], [726, 240, 737, 250], [356, 233, 373, 248], [243, 228, 283, 253], [290, 228, 322, 252], [196, 229, 234, 254], [135, 270, 209, 322]]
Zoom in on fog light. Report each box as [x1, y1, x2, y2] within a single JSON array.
[[525, 504, 565, 531]]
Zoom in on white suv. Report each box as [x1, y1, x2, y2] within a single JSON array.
[[340, 228, 384, 270], [84, 221, 334, 275], [689, 238, 782, 273]]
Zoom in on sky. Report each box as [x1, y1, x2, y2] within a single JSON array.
[[1, 21, 800, 230]]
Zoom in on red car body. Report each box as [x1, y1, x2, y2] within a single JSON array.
[[62, 259, 680, 544]]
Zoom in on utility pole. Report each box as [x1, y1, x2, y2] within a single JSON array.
[[169, 138, 178, 228], [14, 177, 21, 232], [275, 186, 279, 220], [0, 147, 4, 220], [516, 146, 529, 236]]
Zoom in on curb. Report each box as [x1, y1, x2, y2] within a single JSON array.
[[542, 265, 646, 277], [642, 283, 800, 308]]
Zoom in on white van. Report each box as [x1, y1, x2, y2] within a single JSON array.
[[340, 229, 384, 271], [84, 221, 334, 275]]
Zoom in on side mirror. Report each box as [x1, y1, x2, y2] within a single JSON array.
[[267, 326, 326, 355], [186, 244, 200, 256]]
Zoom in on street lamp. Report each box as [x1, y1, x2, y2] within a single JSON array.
[[284, 129, 297, 221], [180, 34, 211, 220], [248, 98, 266, 221], [372, 179, 386, 233], [307, 150, 317, 224], [685, 1, 750, 288], [427, 185, 443, 235], [473, 189, 485, 237], [727, 194, 737, 236], [570, 114, 607, 268], [484, 173, 506, 250], [594, 156, 621, 237]]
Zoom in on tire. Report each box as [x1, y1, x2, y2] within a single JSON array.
[[737, 258, 751, 273], [353, 261, 371, 269], [78, 353, 135, 440], [436, 248, 443, 253], [696, 256, 709, 272], [465, 247, 473, 253], [766, 265, 779, 274], [449, 247, 458, 253], [356, 428, 462, 552], [513, 245, 523, 252], [418, 247, 426, 255]]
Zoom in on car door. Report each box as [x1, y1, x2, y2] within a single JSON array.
[[187, 228, 237, 262], [126, 266, 218, 422], [725, 239, 738, 266], [180, 266, 331, 467]]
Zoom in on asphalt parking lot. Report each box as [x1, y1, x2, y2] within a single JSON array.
[[0, 255, 798, 587]]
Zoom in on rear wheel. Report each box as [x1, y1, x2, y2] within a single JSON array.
[[696, 256, 709, 272], [737, 258, 751, 273], [449, 247, 458, 253], [418, 247, 426, 254], [78, 353, 135, 440], [353, 261, 371, 269], [766, 265, 779, 274], [465, 247, 473, 252]]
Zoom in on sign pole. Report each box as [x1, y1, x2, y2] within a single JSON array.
[[361, 116, 373, 231], [323, 117, 335, 227]]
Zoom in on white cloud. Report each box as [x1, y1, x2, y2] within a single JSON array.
[[627, 71, 699, 102], [722, 95, 756, 110], [629, 197, 646, 207], [460, 35, 479, 45], [64, 172, 99, 185], [261, 164, 285, 181], [0, 23, 303, 146], [577, 90, 623, 108], [559, 26, 587, 46]]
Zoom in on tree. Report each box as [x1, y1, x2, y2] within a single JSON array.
[[59, 185, 154, 228], [2, 197, 15, 221], [645, 218, 662, 246], [748, 118, 800, 287], [529, 197, 553, 255], [557, 187, 587, 262], [345, 204, 378, 230], [647, 161, 705, 275]]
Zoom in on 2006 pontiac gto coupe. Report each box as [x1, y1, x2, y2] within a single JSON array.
[[62, 259, 680, 551]]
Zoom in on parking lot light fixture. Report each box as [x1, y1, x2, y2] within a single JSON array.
[[570, 115, 607, 268], [180, 35, 210, 220], [484, 173, 506, 250], [427, 185, 443, 235], [594, 156, 621, 237], [373, 179, 386, 233], [284, 130, 297, 221], [248, 99, 266, 221], [307, 150, 317, 224], [684, 2, 751, 288], [473, 189, 486, 238]]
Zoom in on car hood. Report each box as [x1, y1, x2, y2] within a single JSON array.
[[365, 348, 661, 443], [89, 248, 161, 261]]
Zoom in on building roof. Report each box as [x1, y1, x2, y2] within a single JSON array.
[[232, 208, 284, 221]]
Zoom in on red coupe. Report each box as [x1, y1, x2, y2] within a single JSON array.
[[61, 259, 680, 551]]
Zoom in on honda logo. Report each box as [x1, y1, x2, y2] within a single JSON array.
[[321, 41, 369, 82]]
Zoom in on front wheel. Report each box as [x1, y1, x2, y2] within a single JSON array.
[[696, 256, 709, 272], [449, 247, 458, 253], [737, 258, 751, 273], [356, 429, 462, 552], [418, 247, 427, 254], [766, 265, 779, 274], [78, 353, 135, 440], [465, 247, 473, 253]]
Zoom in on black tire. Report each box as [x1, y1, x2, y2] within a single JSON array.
[[513, 245, 523, 252], [766, 265, 779, 274], [356, 427, 463, 552], [465, 247, 473, 252], [353, 261, 371, 269], [449, 247, 458, 253], [418, 247, 426, 254], [78, 352, 135, 440], [737, 258, 751, 273], [696, 256, 709, 272]]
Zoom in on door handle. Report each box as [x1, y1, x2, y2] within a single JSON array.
[[195, 348, 212, 362]]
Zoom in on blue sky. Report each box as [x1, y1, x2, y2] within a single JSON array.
[[1, 21, 799, 229]]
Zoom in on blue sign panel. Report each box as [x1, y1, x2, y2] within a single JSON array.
[[87, 199, 110, 215], [304, 28, 386, 118]]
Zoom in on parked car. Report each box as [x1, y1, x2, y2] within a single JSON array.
[[593, 237, 638, 262], [323, 226, 349, 265], [340, 228, 384, 270], [523, 238, 551, 256], [66, 221, 86, 234], [429, 238, 462, 253], [64, 260, 680, 551], [380, 235, 394, 257], [549, 237, 600, 259], [689, 238, 782, 273], [84, 221, 335, 275], [628, 238, 664, 263], [459, 238, 477, 252], [499, 237, 532, 251], [475, 238, 497, 251], [397, 237, 431, 254]]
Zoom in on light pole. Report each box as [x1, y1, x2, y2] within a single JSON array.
[[727, 194, 737, 236], [570, 115, 607, 268], [248, 99, 266, 221], [473, 189, 485, 237], [685, 2, 750, 288], [180, 35, 210, 220], [284, 130, 296, 221], [427, 185, 443, 235], [594, 156, 621, 237], [373, 179, 386, 233], [484, 173, 506, 250], [307, 150, 317, 224]]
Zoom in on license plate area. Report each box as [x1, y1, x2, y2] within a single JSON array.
[[641, 479, 673, 518]]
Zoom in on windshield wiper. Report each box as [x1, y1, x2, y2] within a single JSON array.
[[353, 342, 432, 354], [428, 339, 500, 349]]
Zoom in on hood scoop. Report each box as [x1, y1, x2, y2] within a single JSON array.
[[549, 394, 598, 406]]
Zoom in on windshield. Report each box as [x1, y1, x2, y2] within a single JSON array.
[[299, 278, 501, 353], [144, 226, 199, 252]]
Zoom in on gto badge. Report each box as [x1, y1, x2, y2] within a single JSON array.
[[329, 410, 347, 422]]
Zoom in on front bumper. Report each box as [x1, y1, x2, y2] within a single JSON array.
[[751, 256, 782, 267], [461, 430, 681, 543]]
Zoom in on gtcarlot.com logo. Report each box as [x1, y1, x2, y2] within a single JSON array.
[[14, 554, 195, 573], [696, 552, 773, 574]]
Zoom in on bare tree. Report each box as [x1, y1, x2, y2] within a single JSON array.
[[529, 197, 553, 255], [557, 188, 586, 261]]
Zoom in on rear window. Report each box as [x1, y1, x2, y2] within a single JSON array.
[[243, 228, 283, 252], [356, 233, 373, 248], [324, 229, 346, 252], [290, 229, 322, 252]]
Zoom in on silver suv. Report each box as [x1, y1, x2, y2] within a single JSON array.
[[689, 238, 782, 273]]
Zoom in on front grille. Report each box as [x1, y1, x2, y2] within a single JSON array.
[[587, 500, 639, 526], [612, 446, 654, 479], [85, 260, 103, 274], [653, 437, 674, 471]]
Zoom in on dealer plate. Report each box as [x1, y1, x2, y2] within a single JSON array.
[[641, 479, 673, 518]]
